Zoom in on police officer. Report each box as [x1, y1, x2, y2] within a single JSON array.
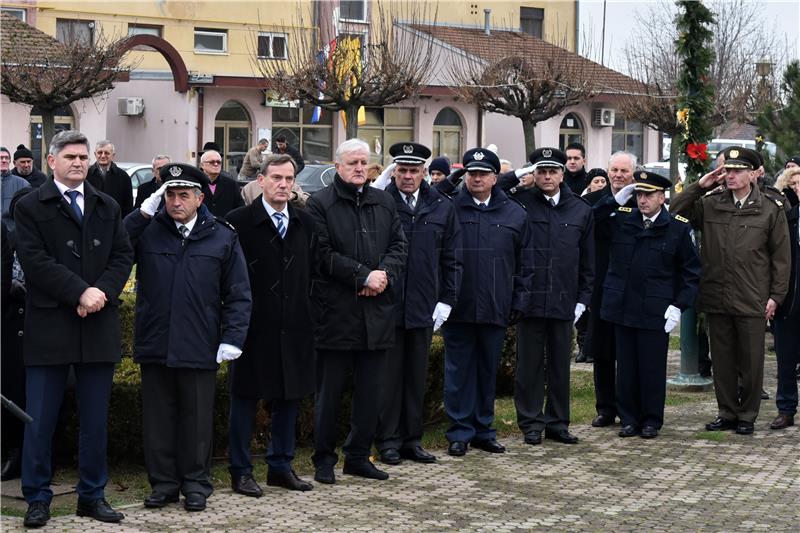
[[512, 148, 594, 446], [376, 143, 462, 465], [443, 148, 530, 457], [595, 171, 701, 438], [125, 163, 252, 512]]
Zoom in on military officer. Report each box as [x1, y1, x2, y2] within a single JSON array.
[[594, 171, 701, 438]]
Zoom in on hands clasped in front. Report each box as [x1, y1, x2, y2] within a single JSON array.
[[358, 270, 388, 297], [76, 287, 108, 317]]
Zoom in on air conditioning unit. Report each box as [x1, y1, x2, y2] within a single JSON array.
[[593, 108, 615, 127], [118, 97, 144, 116]]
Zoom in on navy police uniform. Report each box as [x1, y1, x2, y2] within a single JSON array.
[[443, 148, 530, 453], [595, 171, 700, 436], [376, 143, 462, 463]]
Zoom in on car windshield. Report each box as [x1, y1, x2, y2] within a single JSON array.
[[296, 165, 335, 192]]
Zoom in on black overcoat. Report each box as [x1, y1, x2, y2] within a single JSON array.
[[225, 198, 318, 400], [203, 173, 244, 217], [87, 162, 134, 217], [306, 175, 407, 351], [13, 179, 134, 365]]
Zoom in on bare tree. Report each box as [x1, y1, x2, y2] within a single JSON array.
[[445, 28, 603, 154], [253, 1, 437, 139], [1, 13, 133, 167]]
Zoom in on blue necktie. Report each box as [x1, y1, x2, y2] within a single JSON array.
[[65, 190, 83, 223], [273, 212, 286, 239]]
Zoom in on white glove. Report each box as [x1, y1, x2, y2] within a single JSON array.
[[370, 163, 395, 190], [140, 183, 168, 217], [216, 343, 243, 364], [574, 303, 586, 325], [663, 305, 681, 333], [613, 183, 636, 206], [432, 302, 452, 332], [515, 165, 536, 178]]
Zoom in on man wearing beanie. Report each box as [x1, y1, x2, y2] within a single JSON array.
[[12, 145, 47, 188], [1, 146, 30, 231], [428, 157, 451, 184]]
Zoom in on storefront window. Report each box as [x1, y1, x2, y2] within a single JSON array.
[[272, 106, 334, 163], [359, 107, 415, 165]]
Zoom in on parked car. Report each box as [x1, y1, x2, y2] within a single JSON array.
[[643, 161, 687, 183], [295, 164, 336, 193], [116, 162, 153, 202], [707, 139, 777, 160]]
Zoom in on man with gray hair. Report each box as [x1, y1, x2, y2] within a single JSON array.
[[239, 138, 269, 181], [133, 155, 171, 210], [14, 130, 134, 527], [87, 140, 134, 217], [583, 151, 638, 429], [306, 138, 406, 484]]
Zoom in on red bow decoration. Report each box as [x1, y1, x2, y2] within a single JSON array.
[[686, 143, 708, 161]]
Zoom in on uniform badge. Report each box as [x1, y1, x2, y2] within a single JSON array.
[[640, 172, 647, 180], [169, 165, 182, 177], [618, 206, 632, 212], [542, 148, 552, 157], [729, 149, 739, 158], [675, 214, 689, 223], [473, 151, 485, 161], [403, 145, 414, 154]]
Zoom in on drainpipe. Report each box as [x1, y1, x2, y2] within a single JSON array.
[[574, 0, 580, 52], [476, 102, 483, 147], [483, 9, 491, 36], [196, 87, 204, 165]]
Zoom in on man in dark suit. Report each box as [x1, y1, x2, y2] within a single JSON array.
[[512, 147, 594, 446], [375, 142, 462, 466], [594, 171, 701, 438], [125, 163, 251, 512], [86, 140, 134, 217], [583, 151, 638, 428], [14, 130, 133, 528], [225, 154, 317, 495], [200, 149, 244, 217], [133, 155, 171, 210], [306, 138, 406, 485]]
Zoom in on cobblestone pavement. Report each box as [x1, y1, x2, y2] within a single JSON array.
[[3, 352, 798, 532]]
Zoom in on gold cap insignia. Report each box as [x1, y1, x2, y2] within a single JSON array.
[[640, 172, 647, 180], [730, 149, 740, 158]]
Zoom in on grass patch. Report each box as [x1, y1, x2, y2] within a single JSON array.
[[669, 335, 681, 350], [695, 431, 729, 442]]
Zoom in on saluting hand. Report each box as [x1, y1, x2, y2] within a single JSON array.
[[697, 165, 726, 189]]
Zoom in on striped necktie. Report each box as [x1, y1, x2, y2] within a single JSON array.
[[273, 212, 286, 239]]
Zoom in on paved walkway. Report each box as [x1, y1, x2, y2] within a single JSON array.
[[3, 351, 798, 532]]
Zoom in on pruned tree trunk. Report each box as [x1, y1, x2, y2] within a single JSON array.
[[345, 105, 359, 140], [522, 117, 537, 156], [669, 139, 681, 184], [41, 109, 56, 170]]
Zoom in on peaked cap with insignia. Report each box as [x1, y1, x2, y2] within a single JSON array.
[[159, 163, 209, 189], [389, 142, 431, 165], [462, 147, 500, 173]]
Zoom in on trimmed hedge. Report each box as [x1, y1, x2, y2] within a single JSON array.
[[56, 293, 520, 462]]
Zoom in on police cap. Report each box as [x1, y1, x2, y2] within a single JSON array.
[[159, 163, 209, 190], [389, 142, 431, 165], [633, 170, 672, 192], [529, 147, 567, 169], [462, 147, 500, 173], [721, 147, 760, 170]]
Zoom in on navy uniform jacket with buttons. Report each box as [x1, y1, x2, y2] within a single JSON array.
[[387, 180, 462, 329], [124, 203, 252, 370], [449, 185, 531, 327], [594, 197, 701, 330], [512, 183, 595, 321]]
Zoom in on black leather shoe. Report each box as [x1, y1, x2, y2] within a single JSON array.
[[472, 438, 506, 453], [448, 441, 468, 456], [23, 501, 50, 528], [735, 421, 755, 435], [75, 498, 124, 522], [379, 448, 402, 465], [618, 425, 639, 437], [1, 449, 21, 481], [267, 469, 313, 491], [399, 445, 436, 463], [705, 417, 737, 431], [342, 460, 389, 480], [524, 431, 542, 445], [584, 354, 594, 363], [232, 473, 263, 498], [575, 349, 587, 363], [640, 426, 659, 439], [545, 429, 579, 444], [144, 491, 179, 508], [183, 492, 206, 512], [761, 389, 769, 400], [314, 466, 336, 485], [591, 414, 615, 427]]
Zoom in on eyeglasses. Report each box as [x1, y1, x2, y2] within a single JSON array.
[[203, 160, 222, 165], [0, 156, 10, 161]]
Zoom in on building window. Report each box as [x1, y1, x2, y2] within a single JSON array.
[[56, 19, 94, 46], [432, 107, 462, 160], [128, 23, 162, 38], [340, 0, 367, 22], [1, 7, 26, 21], [612, 114, 643, 162], [30, 105, 75, 169], [559, 113, 584, 151], [272, 106, 334, 163], [360, 107, 415, 165], [194, 28, 227, 53], [520, 7, 544, 38], [257, 33, 287, 59]]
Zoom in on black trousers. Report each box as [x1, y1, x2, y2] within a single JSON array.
[[589, 315, 617, 417], [141, 364, 216, 497], [312, 349, 386, 468], [614, 325, 669, 429], [515, 318, 573, 434], [376, 327, 433, 451]]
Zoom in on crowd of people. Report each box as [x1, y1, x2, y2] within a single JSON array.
[[1, 131, 798, 529]]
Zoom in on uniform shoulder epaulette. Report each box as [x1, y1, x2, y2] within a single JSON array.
[[704, 186, 725, 197], [765, 184, 785, 196], [214, 216, 236, 231], [617, 206, 632, 213], [674, 214, 689, 223], [508, 196, 527, 210]]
